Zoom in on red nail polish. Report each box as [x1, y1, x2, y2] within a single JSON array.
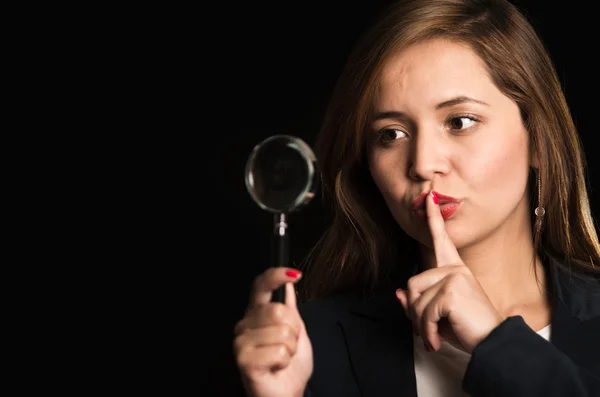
[[430, 191, 439, 205], [286, 269, 301, 278]]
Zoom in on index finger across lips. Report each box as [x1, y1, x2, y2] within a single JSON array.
[[426, 189, 462, 267]]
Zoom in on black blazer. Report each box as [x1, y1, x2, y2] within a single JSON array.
[[299, 256, 600, 397]]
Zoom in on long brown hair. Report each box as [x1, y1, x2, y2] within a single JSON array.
[[299, 0, 600, 300]]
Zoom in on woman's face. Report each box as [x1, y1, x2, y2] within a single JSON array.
[[368, 38, 532, 250]]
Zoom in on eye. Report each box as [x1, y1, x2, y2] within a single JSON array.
[[378, 128, 408, 143], [448, 115, 479, 131]]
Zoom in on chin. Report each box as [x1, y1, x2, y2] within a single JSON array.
[[404, 218, 477, 252]]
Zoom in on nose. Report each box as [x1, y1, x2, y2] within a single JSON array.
[[408, 130, 450, 181]]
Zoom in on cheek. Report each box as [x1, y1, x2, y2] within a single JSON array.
[[465, 133, 529, 200], [368, 152, 414, 225], [368, 152, 407, 198]]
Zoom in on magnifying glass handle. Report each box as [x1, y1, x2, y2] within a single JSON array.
[[271, 214, 289, 303]]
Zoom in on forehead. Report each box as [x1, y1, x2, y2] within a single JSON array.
[[377, 39, 494, 103]]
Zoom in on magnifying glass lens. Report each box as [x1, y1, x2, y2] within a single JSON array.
[[246, 135, 316, 213], [252, 143, 309, 210]]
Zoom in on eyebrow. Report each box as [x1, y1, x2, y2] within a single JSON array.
[[372, 96, 489, 121], [436, 96, 489, 109]]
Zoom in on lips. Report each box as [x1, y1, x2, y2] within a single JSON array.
[[412, 191, 462, 220], [412, 191, 460, 209]]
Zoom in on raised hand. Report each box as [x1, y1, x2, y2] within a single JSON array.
[[233, 267, 313, 397], [396, 190, 504, 353]]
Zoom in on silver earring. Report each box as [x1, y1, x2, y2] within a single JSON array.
[[534, 169, 545, 230]]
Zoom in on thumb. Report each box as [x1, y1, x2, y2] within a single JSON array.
[[396, 288, 408, 313], [285, 282, 306, 333], [285, 281, 298, 309]]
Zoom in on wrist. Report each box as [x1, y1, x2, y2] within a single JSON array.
[[471, 314, 505, 353]]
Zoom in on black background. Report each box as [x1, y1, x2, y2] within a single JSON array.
[[204, 1, 598, 395]]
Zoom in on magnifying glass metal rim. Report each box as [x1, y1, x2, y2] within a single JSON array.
[[244, 134, 318, 213]]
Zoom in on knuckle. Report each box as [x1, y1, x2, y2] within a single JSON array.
[[407, 277, 418, 291], [440, 281, 454, 297], [451, 265, 465, 275], [268, 303, 286, 321], [450, 271, 468, 285], [459, 268, 472, 280], [235, 348, 249, 369], [277, 344, 289, 359], [232, 335, 245, 354], [233, 319, 245, 336], [277, 323, 291, 339], [447, 271, 460, 283], [440, 288, 456, 308]]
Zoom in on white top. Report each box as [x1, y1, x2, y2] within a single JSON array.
[[414, 324, 552, 397]]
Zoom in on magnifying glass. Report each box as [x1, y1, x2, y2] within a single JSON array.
[[245, 135, 318, 303]]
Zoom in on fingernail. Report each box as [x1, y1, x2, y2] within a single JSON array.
[[424, 342, 433, 352], [285, 269, 301, 278], [430, 191, 439, 205]]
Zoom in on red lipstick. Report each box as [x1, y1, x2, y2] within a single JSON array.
[[412, 191, 461, 220], [412, 192, 429, 210]]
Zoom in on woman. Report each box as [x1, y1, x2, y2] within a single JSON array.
[[233, 0, 600, 396]]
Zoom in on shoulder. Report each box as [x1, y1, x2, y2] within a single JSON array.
[[550, 257, 600, 321]]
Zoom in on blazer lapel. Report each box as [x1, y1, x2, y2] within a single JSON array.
[[338, 290, 418, 397]]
